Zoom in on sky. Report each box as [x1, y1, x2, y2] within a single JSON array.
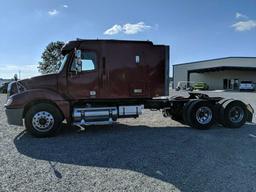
[[0, 0, 256, 79]]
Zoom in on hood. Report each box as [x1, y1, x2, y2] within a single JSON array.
[[20, 73, 58, 90]]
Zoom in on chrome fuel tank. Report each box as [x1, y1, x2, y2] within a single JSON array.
[[73, 107, 118, 123]]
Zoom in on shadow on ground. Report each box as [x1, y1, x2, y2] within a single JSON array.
[[14, 123, 256, 191]]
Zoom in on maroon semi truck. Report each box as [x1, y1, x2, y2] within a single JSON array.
[[5, 39, 254, 137]]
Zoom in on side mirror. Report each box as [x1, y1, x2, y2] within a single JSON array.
[[76, 62, 82, 73], [75, 50, 82, 73], [75, 49, 81, 59]]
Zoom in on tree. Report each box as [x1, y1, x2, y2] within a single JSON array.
[[38, 41, 65, 74]]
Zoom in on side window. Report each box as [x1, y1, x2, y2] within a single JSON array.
[[81, 51, 96, 71]]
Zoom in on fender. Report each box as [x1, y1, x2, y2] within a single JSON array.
[[6, 89, 70, 120]]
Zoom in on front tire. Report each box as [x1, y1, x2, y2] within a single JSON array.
[[25, 103, 63, 137]]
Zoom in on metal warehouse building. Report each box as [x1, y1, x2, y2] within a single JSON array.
[[173, 57, 256, 90]]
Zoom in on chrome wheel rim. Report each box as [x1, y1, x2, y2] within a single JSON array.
[[32, 111, 54, 132], [195, 106, 212, 125], [228, 106, 244, 123]]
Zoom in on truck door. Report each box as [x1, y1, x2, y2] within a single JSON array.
[[67, 50, 100, 99]]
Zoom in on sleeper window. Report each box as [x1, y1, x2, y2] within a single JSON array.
[[81, 51, 96, 71]]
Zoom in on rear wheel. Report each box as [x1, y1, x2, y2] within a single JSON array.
[[25, 103, 63, 137], [186, 100, 215, 130], [220, 100, 247, 128], [214, 99, 233, 124], [182, 100, 196, 125]]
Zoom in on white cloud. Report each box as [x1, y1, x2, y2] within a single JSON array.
[[48, 9, 59, 16], [236, 12, 248, 19], [232, 20, 256, 31], [122, 22, 151, 34], [104, 22, 152, 35], [63, 5, 68, 8], [104, 24, 122, 35]]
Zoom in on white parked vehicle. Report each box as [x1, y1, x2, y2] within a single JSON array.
[[175, 81, 194, 91], [239, 81, 255, 91]]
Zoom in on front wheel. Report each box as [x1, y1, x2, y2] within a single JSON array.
[[25, 103, 63, 137]]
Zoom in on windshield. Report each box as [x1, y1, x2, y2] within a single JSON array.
[[57, 54, 69, 73]]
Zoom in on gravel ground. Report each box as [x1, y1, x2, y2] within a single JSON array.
[[1, 92, 256, 192]]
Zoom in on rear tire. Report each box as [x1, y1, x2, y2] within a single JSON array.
[[186, 100, 215, 130], [25, 103, 63, 137], [220, 100, 247, 128], [214, 99, 233, 124], [182, 100, 196, 126]]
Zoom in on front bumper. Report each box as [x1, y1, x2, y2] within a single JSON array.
[[5, 108, 24, 126]]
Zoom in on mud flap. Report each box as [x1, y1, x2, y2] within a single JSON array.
[[246, 104, 254, 123]]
